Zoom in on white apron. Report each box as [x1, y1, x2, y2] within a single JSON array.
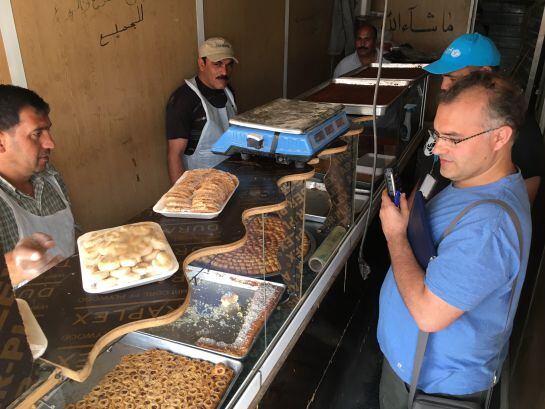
[[0, 175, 75, 259], [183, 77, 237, 170]]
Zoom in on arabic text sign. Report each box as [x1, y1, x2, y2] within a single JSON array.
[[386, 0, 471, 53]]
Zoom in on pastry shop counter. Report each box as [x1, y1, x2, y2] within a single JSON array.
[[216, 127, 426, 408], [6, 127, 423, 408]]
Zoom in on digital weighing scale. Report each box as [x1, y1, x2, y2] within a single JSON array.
[[212, 98, 349, 165]]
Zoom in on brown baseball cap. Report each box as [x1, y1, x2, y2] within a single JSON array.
[[198, 37, 239, 63]]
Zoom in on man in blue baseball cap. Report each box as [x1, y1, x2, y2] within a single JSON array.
[[425, 33, 500, 89], [417, 33, 544, 203]]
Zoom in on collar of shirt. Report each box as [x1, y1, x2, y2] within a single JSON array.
[[0, 165, 57, 205]]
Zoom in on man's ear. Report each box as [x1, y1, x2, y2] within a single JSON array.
[[0, 131, 8, 153], [493, 125, 514, 151], [197, 58, 206, 72]]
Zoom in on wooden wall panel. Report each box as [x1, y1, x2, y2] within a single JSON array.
[[11, 0, 197, 231], [203, 0, 285, 112], [287, 0, 335, 97], [0, 32, 10, 84]]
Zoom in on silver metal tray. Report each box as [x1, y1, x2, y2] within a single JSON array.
[[333, 77, 412, 86], [36, 332, 242, 409], [143, 269, 286, 359], [229, 98, 344, 134], [370, 63, 428, 69], [305, 182, 370, 222], [338, 63, 428, 81], [297, 81, 408, 116]]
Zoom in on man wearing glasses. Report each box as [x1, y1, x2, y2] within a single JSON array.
[[419, 33, 544, 203], [377, 72, 531, 408]]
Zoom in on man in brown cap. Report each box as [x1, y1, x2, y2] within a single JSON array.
[[166, 37, 238, 183]]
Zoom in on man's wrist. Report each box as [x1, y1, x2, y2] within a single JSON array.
[[386, 233, 410, 251]]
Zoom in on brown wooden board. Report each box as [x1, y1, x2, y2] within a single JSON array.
[[0, 31, 10, 84], [15, 157, 314, 383], [11, 1, 198, 232], [287, 0, 336, 98], [0, 258, 36, 407], [204, 0, 284, 113], [321, 130, 360, 233], [278, 179, 307, 300]]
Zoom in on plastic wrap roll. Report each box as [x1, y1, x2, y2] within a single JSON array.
[[308, 226, 347, 273]]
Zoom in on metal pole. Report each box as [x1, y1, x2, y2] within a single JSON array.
[[467, 0, 479, 33], [524, 4, 545, 112]]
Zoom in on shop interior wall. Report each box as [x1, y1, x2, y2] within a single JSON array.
[[287, 0, 335, 97], [203, 0, 285, 112], [370, 0, 471, 121], [6, 1, 334, 231], [0, 32, 9, 84]]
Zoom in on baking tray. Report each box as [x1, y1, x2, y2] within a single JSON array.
[[78, 222, 179, 294], [356, 153, 396, 176], [305, 182, 370, 222], [339, 63, 427, 82], [153, 172, 239, 219], [143, 269, 285, 359], [299, 81, 408, 116], [228, 98, 344, 134], [36, 331, 242, 409], [190, 215, 315, 278], [333, 77, 412, 86]]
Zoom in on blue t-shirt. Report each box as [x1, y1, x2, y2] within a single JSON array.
[[377, 172, 531, 395]]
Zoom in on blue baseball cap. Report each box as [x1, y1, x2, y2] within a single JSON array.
[[424, 33, 501, 74]]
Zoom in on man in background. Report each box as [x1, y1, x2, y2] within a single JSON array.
[[166, 37, 238, 183], [333, 22, 389, 78]]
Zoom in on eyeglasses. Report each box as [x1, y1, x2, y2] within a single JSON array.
[[428, 126, 503, 146]]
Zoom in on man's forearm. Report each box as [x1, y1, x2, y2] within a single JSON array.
[[167, 153, 184, 184]]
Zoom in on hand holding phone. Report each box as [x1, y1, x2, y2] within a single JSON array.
[[385, 167, 402, 207]]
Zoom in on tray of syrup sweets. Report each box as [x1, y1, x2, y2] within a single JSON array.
[[143, 268, 285, 359], [36, 332, 242, 409]]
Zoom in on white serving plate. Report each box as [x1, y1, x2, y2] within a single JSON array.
[[77, 222, 179, 294], [153, 171, 239, 219], [16, 298, 48, 359]]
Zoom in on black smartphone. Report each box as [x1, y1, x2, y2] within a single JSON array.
[[384, 167, 402, 207]]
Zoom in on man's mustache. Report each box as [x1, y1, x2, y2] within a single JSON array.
[[357, 46, 369, 52], [216, 75, 229, 81]]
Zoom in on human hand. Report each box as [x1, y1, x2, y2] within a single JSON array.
[[379, 189, 410, 243], [10, 233, 62, 286]]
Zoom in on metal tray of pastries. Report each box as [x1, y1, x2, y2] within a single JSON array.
[[143, 269, 285, 359], [193, 215, 313, 277], [36, 331, 242, 409]]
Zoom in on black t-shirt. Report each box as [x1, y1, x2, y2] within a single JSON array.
[[415, 114, 545, 198], [165, 76, 233, 155]]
